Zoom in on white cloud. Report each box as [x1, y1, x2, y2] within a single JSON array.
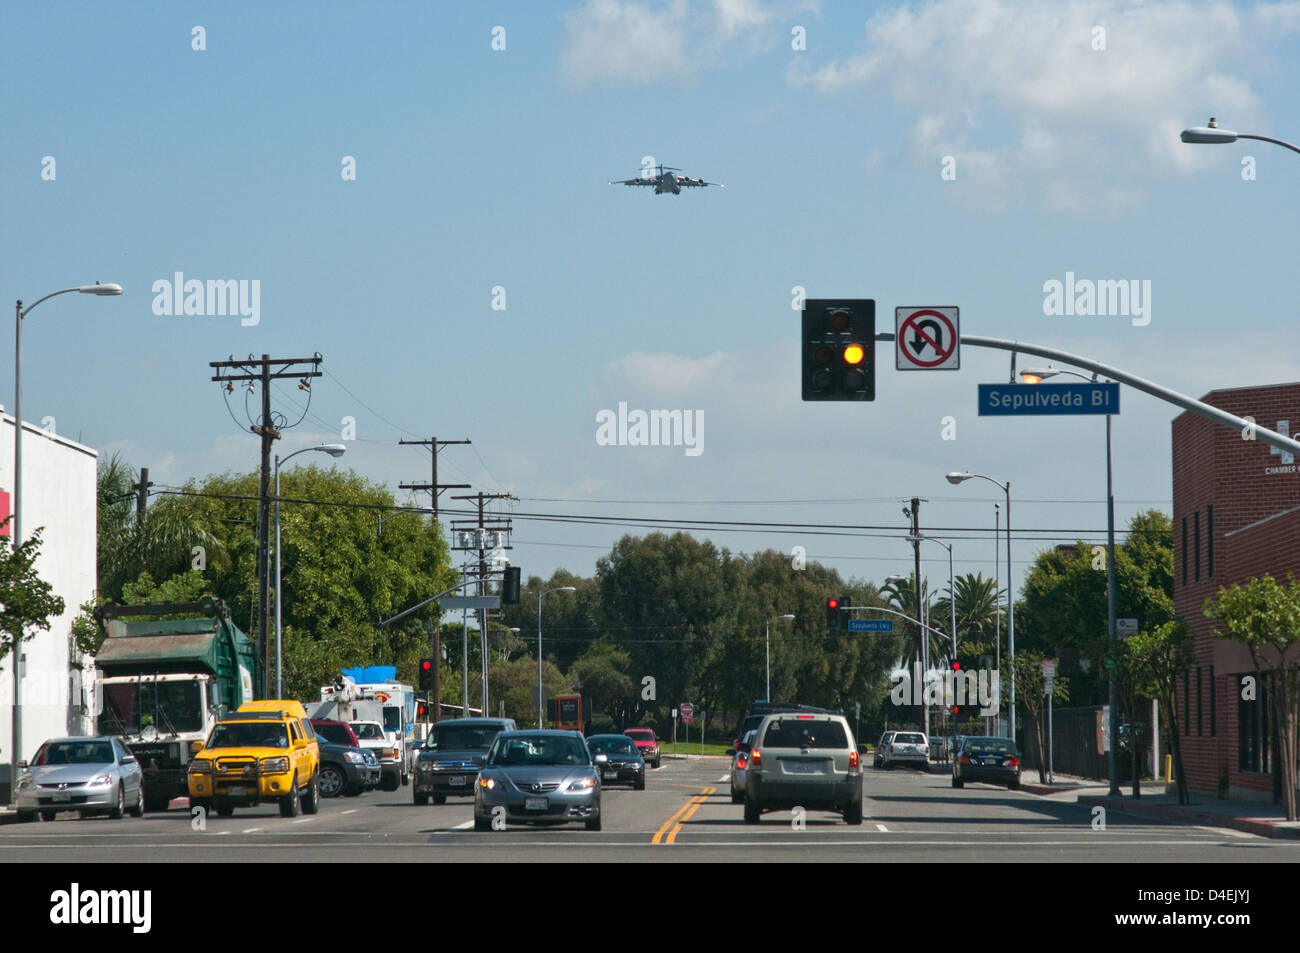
[[559, 0, 813, 86], [787, 0, 1300, 212]]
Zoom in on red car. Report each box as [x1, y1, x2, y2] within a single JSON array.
[[623, 728, 661, 769]]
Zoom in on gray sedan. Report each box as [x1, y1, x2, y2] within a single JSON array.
[[473, 730, 601, 831], [14, 736, 144, 821]]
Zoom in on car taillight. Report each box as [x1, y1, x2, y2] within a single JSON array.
[[960, 754, 972, 765], [1006, 757, 1019, 768], [923, 746, 929, 754], [849, 749, 859, 769], [736, 754, 747, 770], [751, 749, 762, 768]]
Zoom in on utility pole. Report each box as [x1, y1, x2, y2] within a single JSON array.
[[210, 353, 323, 698], [910, 497, 926, 735], [450, 491, 516, 715], [398, 437, 471, 520], [133, 467, 153, 529]]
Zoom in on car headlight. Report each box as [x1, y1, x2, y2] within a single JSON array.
[[568, 777, 595, 791], [478, 777, 495, 789], [16, 774, 35, 789], [418, 760, 434, 772], [88, 773, 114, 787], [260, 757, 290, 774], [188, 760, 212, 774], [346, 751, 365, 764]]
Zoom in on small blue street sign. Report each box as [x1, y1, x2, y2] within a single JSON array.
[[848, 620, 894, 632], [978, 382, 1119, 416]]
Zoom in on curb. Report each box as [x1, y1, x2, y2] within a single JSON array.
[[1076, 794, 1300, 840]]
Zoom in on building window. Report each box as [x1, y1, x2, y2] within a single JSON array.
[[1183, 670, 1190, 735], [1207, 505, 1214, 578], [1181, 518, 1188, 586], [1239, 673, 1270, 774], [1196, 666, 1202, 736], [1193, 511, 1200, 583], [1210, 665, 1216, 737]]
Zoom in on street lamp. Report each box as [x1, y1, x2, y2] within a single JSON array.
[[765, 614, 796, 701], [274, 444, 346, 697], [10, 281, 122, 802], [946, 471, 1015, 742], [537, 587, 575, 728], [1021, 365, 1122, 795], [1180, 117, 1300, 154]]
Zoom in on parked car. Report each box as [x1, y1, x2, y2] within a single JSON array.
[[316, 737, 379, 797], [14, 736, 145, 822], [730, 729, 757, 803], [415, 717, 516, 805], [743, 712, 863, 825], [951, 736, 1021, 790], [623, 727, 661, 768], [873, 731, 896, 768], [474, 730, 601, 831], [587, 734, 646, 789], [881, 731, 929, 770]]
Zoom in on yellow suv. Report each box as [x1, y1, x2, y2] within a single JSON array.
[[188, 709, 320, 818]]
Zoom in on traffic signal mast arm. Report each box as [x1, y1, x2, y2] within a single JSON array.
[[836, 603, 956, 653], [873, 331, 1300, 460]]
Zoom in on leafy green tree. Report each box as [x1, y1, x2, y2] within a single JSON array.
[[1205, 575, 1300, 821], [489, 656, 571, 726], [0, 522, 67, 666], [1126, 620, 1193, 804], [569, 641, 636, 728], [1009, 650, 1070, 783], [930, 572, 1003, 665]]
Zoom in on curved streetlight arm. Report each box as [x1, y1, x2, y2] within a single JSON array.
[[1234, 133, 1300, 155], [878, 332, 1300, 459]]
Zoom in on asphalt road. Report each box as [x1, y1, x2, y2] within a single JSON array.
[[3, 757, 1296, 862]]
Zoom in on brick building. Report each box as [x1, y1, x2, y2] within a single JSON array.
[[1172, 382, 1300, 802]]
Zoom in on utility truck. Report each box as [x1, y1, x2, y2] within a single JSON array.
[[309, 667, 415, 791]]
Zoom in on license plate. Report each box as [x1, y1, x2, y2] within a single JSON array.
[[603, 771, 619, 780], [52, 790, 70, 802], [524, 797, 548, 811], [449, 776, 466, 786], [225, 785, 247, 796], [788, 761, 822, 773]]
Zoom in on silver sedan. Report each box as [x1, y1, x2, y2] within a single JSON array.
[[474, 730, 601, 831], [14, 736, 144, 821]]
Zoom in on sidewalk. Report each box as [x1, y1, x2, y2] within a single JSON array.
[[1017, 771, 1300, 840]]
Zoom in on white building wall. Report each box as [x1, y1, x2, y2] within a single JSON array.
[[0, 411, 98, 790]]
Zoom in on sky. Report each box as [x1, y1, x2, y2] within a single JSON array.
[[4, 0, 1299, 605]]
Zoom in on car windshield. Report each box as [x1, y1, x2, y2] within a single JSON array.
[[206, 722, 290, 749], [964, 738, 1018, 756], [762, 719, 848, 749], [625, 730, 653, 741], [429, 724, 502, 750], [489, 735, 590, 766], [351, 723, 385, 740], [588, 737, 636, 755], [894, 733, 926, 744], [37, 741, 115, 765], [313, 724, 356, 746]]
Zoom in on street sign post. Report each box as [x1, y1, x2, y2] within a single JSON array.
[[896, 307, 960, 370], [847, 619, 894, 632], [681, 702, 694, 724], [978, 382, 1119, 416]]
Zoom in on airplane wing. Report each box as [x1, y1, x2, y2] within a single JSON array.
[[679, 177, 724, 188], [609, 177, 656, 186]]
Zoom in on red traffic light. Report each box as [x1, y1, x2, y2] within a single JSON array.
[[952, 661, 961, 670], [828, 598, 839, 610], [421, 660, 433, 672]]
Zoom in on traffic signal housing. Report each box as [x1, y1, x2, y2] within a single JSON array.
[[837, 597, 850, 629], [502, 566, 521, 605], [418, 658, 435, 691], [802, 299, 875, 401], [826, 597, 840, 629]]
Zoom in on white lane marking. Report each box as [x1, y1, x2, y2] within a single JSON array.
[[241, 828, 261, 834], [293, 817, 314, 824], [451, 820, 474, 830], [875, 823, 889, 832], [718, 774, 730, 783], [340, 809, 357, 815]]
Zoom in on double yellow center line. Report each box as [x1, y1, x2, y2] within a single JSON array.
[[652, 786, 716, 844]]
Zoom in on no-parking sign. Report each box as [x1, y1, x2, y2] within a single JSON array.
[[896, 307, 960, 370]]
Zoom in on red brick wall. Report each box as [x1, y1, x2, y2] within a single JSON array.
[[1171, 383, 1300, 800]]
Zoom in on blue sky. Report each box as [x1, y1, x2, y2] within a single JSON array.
[[4, 0, 1300, 600]]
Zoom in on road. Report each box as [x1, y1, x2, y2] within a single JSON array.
[[2, 757, 1295, 863]]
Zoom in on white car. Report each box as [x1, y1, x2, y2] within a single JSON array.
[[881, 731, 929, 769], [350, 720, 403, 791]]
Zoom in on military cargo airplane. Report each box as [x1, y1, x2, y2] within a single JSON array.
[[608, 164, 724, 194]]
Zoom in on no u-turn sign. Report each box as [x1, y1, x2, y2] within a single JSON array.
[[896, 307, 960, 370]]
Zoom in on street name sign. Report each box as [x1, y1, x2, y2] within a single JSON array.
[[847, 620, 894, 632], [442, 596, 501, 610], [978, 382, 1119, 416], [896, 307, 960, 370]]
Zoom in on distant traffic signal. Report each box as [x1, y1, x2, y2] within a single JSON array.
[[801, 299, 875, 401], [826, 597, 840, 629], [502, 566, 521, 604], [837, 597, 850, 629], [418, 658, 434, 691]]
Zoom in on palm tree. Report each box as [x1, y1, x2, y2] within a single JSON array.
[[880, 573, 943, 673], [930, 572, 1004, 663]]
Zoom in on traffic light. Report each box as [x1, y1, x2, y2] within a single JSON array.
[[826, 597, 840, 629], [837, 596, 850, 629], [418, 658, 434, 691], [416, 701, 428, 720], [801, 299, 876, 401], [502, 566, 521, 605]]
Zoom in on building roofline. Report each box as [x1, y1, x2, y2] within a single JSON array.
[[0, 409, 99, 459]]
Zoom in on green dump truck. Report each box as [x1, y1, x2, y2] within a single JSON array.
[[94, 597, 262, 811]]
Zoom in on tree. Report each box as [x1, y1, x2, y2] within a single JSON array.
[[1126, 620, 1193, 804], [0, 522, 67, 666], [930, 572, 1004, 665], [569, 642, 636, 728], [1204, 574, 1300, 821], [1009, 650, 1070, 783]]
